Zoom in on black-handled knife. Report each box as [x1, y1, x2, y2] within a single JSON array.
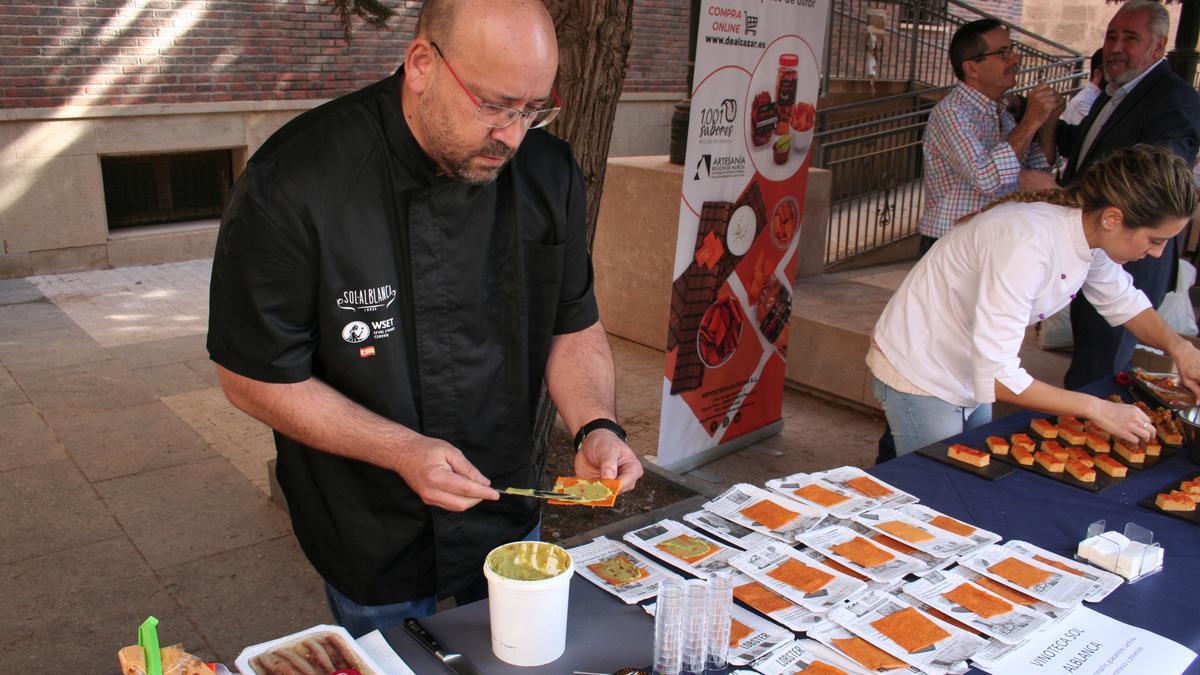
[[402, 616, 483, 675]]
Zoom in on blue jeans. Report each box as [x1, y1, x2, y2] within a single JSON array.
[[871, 377, 991, 456], [324, 522, 541, 637]]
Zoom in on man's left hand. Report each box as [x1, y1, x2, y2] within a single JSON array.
[[574, 430, 643, 494]]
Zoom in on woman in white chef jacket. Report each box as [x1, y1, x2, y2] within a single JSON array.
[[869, 145, 1200, 455]]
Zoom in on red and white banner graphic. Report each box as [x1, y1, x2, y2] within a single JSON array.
[[658, 0, 829, 470]]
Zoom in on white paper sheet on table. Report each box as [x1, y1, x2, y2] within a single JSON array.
[[976, 606, 1197, 675], [356, 629, 416, 675]]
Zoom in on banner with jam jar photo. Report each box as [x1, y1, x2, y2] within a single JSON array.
[[657, 0, 829, 470]]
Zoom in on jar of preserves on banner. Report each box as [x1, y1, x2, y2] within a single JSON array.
[[775, 53, 799, 135]]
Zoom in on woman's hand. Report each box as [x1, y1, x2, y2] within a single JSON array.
[[1084, 397, 1155, 445], [1168, 339, 1200, 401]]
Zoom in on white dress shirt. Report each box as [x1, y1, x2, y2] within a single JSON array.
[[1062, 81, 1101, 126], [872, 202, 1151, 407]]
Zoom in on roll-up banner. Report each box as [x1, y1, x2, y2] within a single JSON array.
[[657, 0, 829, 471]]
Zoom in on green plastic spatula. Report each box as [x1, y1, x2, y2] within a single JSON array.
[[138, 615, 163, 675]]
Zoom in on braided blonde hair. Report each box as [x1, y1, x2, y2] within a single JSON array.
[[956, 145, 1198, 228]]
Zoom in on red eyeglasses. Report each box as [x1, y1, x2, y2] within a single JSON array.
[[430, 41, 562, 130]]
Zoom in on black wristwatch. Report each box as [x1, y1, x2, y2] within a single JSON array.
[[574, 418, 627, 451]]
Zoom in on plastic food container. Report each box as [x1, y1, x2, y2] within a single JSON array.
[[235, 624, 385, 675]]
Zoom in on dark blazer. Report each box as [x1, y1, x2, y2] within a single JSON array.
[[1057, 60, 1200, 390], [1060, 60, 1200, 183]]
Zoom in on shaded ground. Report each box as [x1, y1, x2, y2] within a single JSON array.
[[539, 427, 695, 542]]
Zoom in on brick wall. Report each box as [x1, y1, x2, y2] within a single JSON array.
[[625, 0, 690, 93], [0, 0, 690, 110], [0, 1, 416, 108]]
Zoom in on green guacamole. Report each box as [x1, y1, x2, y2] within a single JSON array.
[[487, 542, 571, 581]]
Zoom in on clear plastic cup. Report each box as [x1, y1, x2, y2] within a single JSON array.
[[704, 572, 733, 670], [681, 579, 709, 674], [653, 577, 686, 675]]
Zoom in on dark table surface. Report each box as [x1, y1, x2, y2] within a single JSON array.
[[384, 384, 1199, 674]]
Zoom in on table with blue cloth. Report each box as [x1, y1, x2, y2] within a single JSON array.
[[383, 384, 1200, 674]]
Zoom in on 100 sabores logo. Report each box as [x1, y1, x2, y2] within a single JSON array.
[[698, 98, 737, 140]]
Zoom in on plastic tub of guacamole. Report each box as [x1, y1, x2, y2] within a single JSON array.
[[482, 541, 575, 666]]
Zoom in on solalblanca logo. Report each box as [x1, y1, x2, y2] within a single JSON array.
[[337, 284, 395, 312]]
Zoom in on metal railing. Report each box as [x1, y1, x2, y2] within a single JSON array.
[[818, 0, 1085, 265]]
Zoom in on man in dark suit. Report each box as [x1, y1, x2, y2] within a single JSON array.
[[1059, 0, 1200, 390]]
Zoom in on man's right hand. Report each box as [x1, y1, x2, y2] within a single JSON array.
[[389, 437, 501, 512], [1022, 83, 1064, 127], [1018, 169, 1058, 192]]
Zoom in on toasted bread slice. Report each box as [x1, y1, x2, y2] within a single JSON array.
[[985, 435, 1010, 455], [1035, 451, 1065, 473], [1057, 425, 1087, 445], [948, 443, 989, 467], [1156, 419, 1183, 446], [1029, 418, 1058, 438], [1113, 441, 1145, 464], [1011, 445, 1035, 466], [1143, 439, 1162, 457], [1065, 459, 1096, 483], [1180, 478, 1200, 495], [1040, 440, 1068, 460], [1155, 491, 1196, 512], [1092, 454, 1127, 477], [1084, 433, 1110, 454], [1065, 447, 1093, 466], [1057, 415, 1083, 429], [1083, 421, 1109, 439], [1010, 433, 1036, 452]]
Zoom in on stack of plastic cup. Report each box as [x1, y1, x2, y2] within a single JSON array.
[[704, 572, 734, 670], [653, 577, 685, 675], [682, 579, 710, 674]]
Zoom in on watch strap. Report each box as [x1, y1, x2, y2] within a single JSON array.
[[574, 418, 627, 451]]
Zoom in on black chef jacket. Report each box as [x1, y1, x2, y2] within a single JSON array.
[[207, 68, 599, 604]]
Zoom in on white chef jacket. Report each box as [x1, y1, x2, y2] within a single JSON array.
[[872, 202, 1151, 407]]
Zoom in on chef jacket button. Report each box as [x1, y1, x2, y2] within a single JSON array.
[[1061, 273, 1067, 279], [1039, 313, 1045, 320]]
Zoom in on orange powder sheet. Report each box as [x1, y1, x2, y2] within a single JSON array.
[[766, 559, 835, 593], [739, 499, 800, 530], [846, 475, 892, 498], [798, 662, 849, 675], [1032, 555, 1086, 577], [974, 576, 1039, 606], [547, 477, 621, 507], [586, 554, 650, 586], [793, 483, 849, 507], [871, 607, 951, 653], [654, 534, 719, 564], [988, 557, 1053, 589], [928, 515, 976, 537], [832, 637, 909, 670], [870, 533, 919, 556], [728, 619, 754, 647], [876, 520, 934, 543], [942, 583, 1014, 618], [830, 536, 895, 568], [733, 580, 795, 613]]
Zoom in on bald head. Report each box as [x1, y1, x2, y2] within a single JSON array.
[[417, 0, 557, 61]]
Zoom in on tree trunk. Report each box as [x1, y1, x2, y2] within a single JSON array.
[[531, 0, 636, 476]]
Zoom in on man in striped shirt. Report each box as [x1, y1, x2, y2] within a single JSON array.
[[916, 19, 1063, 253]]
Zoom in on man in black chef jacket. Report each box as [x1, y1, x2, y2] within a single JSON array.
[[207, 0, 643, 636]]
